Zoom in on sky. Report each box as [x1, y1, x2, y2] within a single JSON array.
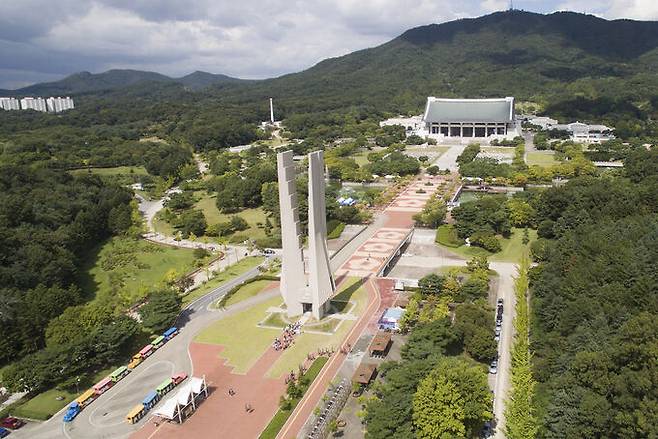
[[1, 0, 658, 89]]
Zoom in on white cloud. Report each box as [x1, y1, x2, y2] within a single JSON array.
[[606, 0, 658, 20]]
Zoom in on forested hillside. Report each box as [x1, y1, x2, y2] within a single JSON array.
[[0, 167, 134, 365], [529, 149, 658, 437], [0, 69, 244, 96]]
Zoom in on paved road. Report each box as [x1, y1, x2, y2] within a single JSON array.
[[432, 143, 466, 171], [17, 261, 270, 439], [380, 231, 517, 438]]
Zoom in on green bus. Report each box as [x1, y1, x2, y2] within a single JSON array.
[[110, 366, 130, 383], [156, 378, 174, 396], [152, 335, 166, 349]]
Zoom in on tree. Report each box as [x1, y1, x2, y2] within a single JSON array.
[[466, 255, 489, 273], [418, 274, 444, 297], [230, 215, 249, 232], [108, 204, 133, 235], [176, 209, 207, 238], [165, 191, 195, 210], [139, 289, 182, 333], [413, 195, 446, 228], [454, 303, 496, 362], [426, 165, 441, 176], [412, 356, 492, 438], [506, 198, 536, 227]]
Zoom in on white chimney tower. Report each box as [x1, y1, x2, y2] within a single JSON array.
[[269, 98, 275, 123]]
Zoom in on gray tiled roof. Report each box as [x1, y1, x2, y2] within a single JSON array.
[[423, 97, 514, 123]]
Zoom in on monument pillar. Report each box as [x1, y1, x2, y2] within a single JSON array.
[[276, 151, 305, 316], [307, 151, 336, 319]]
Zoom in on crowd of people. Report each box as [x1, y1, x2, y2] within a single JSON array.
[[272, 321, 302, 351]]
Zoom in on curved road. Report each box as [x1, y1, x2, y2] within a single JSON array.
[[16, 261, 269, 439]]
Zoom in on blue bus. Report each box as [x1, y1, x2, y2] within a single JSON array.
[[142, 391, 160, 410], [163, 327, 178, 339]]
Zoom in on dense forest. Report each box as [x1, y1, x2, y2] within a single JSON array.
[[528, 149, 658, 437], [0, 166, 134, 366]]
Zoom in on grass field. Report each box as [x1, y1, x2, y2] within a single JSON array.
[[259, 357, 328, 439], [194, 193, 268, 243], [195, 277, 367, 377], [479, 146, 515, 154], [224, 279, 273, 307], [182, 256, 265, 307], [80, 237, 198, 305], [526, 151, 558, 167], [12, 367, 115, 420], [435, 227, 537, 263], [407, 145, 450, 154], [436, 225, 463, 248], [69, 166, 149, 176], [195, 296, 282, 373]]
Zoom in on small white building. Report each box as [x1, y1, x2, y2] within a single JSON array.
[[553, 122, 614, 144], [422, 97, 520, 142], [527, 116, 558, 130], [379, 115, 424, 133], [0, 97, 20, 110]]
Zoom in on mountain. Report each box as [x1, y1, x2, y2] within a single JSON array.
[[224, 10, 658, 117], [5, 10, 658, 121], [1, 69, 244, 96], [177, 71, 246, 90]]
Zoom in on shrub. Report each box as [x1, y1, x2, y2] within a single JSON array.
[[435, 225, 463, 248], [469, 232, 501, 252], [327, 220, 345, 239]]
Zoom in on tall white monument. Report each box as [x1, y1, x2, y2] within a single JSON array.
[[307, 150, 336, 317], [269, 98, 275, 124], [276, 150, 335, 319], [276, 150, 306, 316]]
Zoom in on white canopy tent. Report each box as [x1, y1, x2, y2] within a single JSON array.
[[151, 376, 208, 423]]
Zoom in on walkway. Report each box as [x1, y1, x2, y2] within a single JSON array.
[[276, 278, 380, 439]]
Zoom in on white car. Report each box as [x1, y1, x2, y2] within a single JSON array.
[[489, 360, 498, 374]]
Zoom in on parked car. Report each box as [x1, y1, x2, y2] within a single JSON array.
[[0, 418, 23, 430], [480, 421, 494, 438], [497, 298, 504, 306], [263, 249, 275, 255], [0, 427, 10, 438], [489, 360, 498, 374], [495, 327, 501, 337]]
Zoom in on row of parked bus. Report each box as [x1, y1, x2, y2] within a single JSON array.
[[128, 327, 179, 369], [63, 327, 179, 423], [126, 373, 187, 424]]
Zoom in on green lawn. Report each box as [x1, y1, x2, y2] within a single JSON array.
[[436, 227, 537, 263], [224, 279, 273, 307], [526, 151, 558, 167], [195, 296, 282, 373], [436, 225, 463, 248], [152, 214, 175, 236], [259, 357, 329, 439], [12, 367, 115, 420], [479, 146, 515, 154], [194, 277, 367, 377], [194, 193, 269, 243], [81, 237, 198, 305], [407, 146, 450, 155], [69, 166, 148, 176], [182, 256, 265, 307]]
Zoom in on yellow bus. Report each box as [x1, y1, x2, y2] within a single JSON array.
[[75, 389, 96, 408], [126, 404, 145, 424]]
